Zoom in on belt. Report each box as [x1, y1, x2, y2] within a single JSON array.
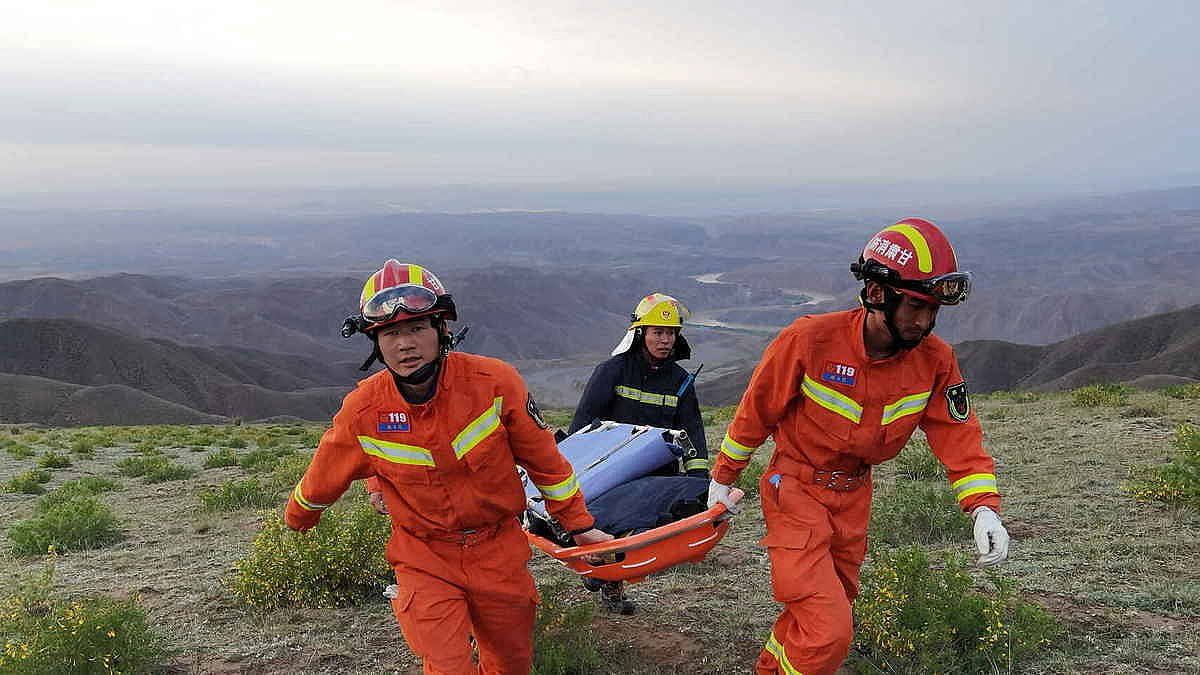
[[775, 456, 871, 492], [415, 521, 504, 545]]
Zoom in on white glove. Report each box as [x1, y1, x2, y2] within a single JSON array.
[[972, 506, 1009, 567], [707, 479, 738, 514]]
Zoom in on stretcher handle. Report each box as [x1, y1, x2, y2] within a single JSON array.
[[546, 488, 744, 561]]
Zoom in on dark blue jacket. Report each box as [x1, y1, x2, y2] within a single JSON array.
[[568, 350, 709, 476]]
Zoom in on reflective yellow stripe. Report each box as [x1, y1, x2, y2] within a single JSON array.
[[358, 435, 435, 467], [801, 374, 863, 424], [720, 434, 756, 461], [292, 483, 332, 512], [883, 222, 933, 273], [881, 391, 931, 425], [614, 385, 679, 408], [764, 632, 804, 675], [408, 264, 423, 285], [361, 274, 376, 305], [684, 458, 709, 472], [452, 396, 503, 460], [951, 473, 998, 502], [536, 473, 581, 501]]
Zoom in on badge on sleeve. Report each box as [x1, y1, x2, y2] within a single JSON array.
[[945, 382, 971, 422], [526, 394, 550, 429]]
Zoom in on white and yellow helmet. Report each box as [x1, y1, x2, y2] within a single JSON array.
[[611, 293, 692, 357]]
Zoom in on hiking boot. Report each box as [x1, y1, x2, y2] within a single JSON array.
[[581, 576, 604, 593], [598, 581, 637, 615]]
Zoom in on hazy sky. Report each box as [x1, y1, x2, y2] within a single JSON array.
[[2, 1, 1197, 197]]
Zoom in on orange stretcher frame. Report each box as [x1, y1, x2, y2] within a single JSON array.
[[525, 488, 745, 583]]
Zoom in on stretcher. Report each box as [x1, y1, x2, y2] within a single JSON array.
[[525, 488, 743, 583], [521, 421, 745, 583]]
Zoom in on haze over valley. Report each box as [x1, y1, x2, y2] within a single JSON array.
[[2, 185, 1198, 423]]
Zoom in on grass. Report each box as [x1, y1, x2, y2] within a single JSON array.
[[4, 443, 36, 460], [1, 398, 1198, 672], [203, 447, 241, 469], [199, 477, 280, 512], [1072, 383, 1131, 407], [8, 496, 123, 556], [36, 451, 73, 469], [4, 469, 53, 495], [38, 477, 123, 511], [227, 496, 392, 610], [115, 455, 196, 483], [0, 565, 170, 673]]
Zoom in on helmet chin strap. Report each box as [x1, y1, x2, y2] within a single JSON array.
[[862, 286, 934, 352], [373, 316, 454, 384]]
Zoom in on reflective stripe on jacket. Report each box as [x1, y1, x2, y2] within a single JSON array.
[[568, 350, 708, 470], [286, 352, 594, 552], [714, 308, 1000, 513]]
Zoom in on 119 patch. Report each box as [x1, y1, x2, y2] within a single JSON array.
[[945, 382, 971, 422], [378, 411, 411, 433], [821, 361, 858, 387]]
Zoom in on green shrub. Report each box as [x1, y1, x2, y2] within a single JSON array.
[[1122, 401, 1168, 418], [1072, 382, 1130, 407], [532, 584, 602, 675], [38, 477, 122, 511], [8, 497, 123, 555], [203, 448, 240, 469], [69, 438, 96, 457], [115, 456, 195, 483], [869, 481, 970, 547], [0, 566, 168, 673], [4, 469, 54, 495], [1128, 423, 1200, 506], [36, 452, 72, 469], [851, 546, 1063, 674], [227, 498, 391, 609], [735, 456, 768, 499], [254, 433, 282, 449], [199, 478, 280, 512], [894, 442, 945, 481], [1162, 382, 1200, 400], [224, 437, 248, 449], [979, 390, 1042, 403], [269, 452, 313, 491], [238, 448, 294, 474], [4, 443, 36, 460]]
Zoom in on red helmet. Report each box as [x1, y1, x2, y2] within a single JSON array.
[[343, 260, 457, 336], [850, 218, 971, 305]]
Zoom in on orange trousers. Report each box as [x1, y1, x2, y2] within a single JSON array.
[[388, 518, 539, 674], [755, 470, 872, 675]]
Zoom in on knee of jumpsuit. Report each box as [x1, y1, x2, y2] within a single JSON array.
[[389, 582, 478, 674], [464, 521, 539, 674], [756, 474, 856, 674]]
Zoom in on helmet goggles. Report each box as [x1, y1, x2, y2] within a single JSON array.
[[896, 271, 972, 305], [361, 284, 440, 324]]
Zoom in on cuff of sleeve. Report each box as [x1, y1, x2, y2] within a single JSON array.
[[284, 500, 322, 531], [567, 522, 597, 536], [712, 466, 741, 487], [961, 494, 1001, 515]]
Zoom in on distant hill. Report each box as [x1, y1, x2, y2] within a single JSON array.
[[698, 304, 1200, 405], [0, 373, 225, 425], [0, 269, 747, 364], [0, 318, 352, 421], [956, 303, 1200, 392]]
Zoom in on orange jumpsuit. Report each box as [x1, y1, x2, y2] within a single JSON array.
[[713, 308, 1001, 675], [285, 352, 594, 674]]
